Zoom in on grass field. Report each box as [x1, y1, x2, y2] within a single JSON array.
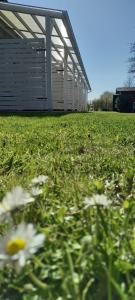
[[0, 112, 135, 300]]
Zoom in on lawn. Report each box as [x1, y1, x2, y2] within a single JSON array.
[[0, 112, 135, 300]]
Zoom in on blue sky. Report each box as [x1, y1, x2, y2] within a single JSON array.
[[12, 0, 135, 100]]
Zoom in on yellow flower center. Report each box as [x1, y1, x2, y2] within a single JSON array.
[[6, 239, 27, 255]]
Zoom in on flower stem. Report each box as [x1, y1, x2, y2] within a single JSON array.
[[29, 272, 48, 290], [65, 243, 81, 299]]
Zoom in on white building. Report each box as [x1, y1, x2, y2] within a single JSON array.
[[0, 1, 91, 111]]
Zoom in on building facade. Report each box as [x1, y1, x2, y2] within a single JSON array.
[[0, 2, 91, 111], [113, 88, 135, 113]]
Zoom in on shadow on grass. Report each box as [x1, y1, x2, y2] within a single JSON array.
[[0, 111, 89, 118]]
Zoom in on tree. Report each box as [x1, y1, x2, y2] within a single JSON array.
[[124, 76, 134, 87], [129, 43, 135, 76], [92, 91, 113, 111]]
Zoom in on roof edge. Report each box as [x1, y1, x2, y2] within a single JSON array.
[[116, 87, 135, 92], [62, 11, 91, 90], [0, 2, 63, 18]]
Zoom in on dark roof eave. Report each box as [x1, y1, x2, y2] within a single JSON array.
[[116, 87, 135, 92]]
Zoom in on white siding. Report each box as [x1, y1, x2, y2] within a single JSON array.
[[0, 38, 47, 111], [0, 38, 88, 111]]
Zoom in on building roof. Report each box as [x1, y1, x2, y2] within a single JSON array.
[[0, 1, 91, 90], [116, 87, 135, 92]]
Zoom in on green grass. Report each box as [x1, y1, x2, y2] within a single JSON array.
[[0, 111, 135, 300]]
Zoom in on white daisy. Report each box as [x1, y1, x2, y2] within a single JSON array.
[[0, 187, 34, 218], [31, 175, 48, 186], [89, 174, 94, 180], [0, 204, 10, 222], [0, 223, 45, 272], [104, 180, 110, 188], [31, 186, 43, 196], [84, 194, 111, 209]]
